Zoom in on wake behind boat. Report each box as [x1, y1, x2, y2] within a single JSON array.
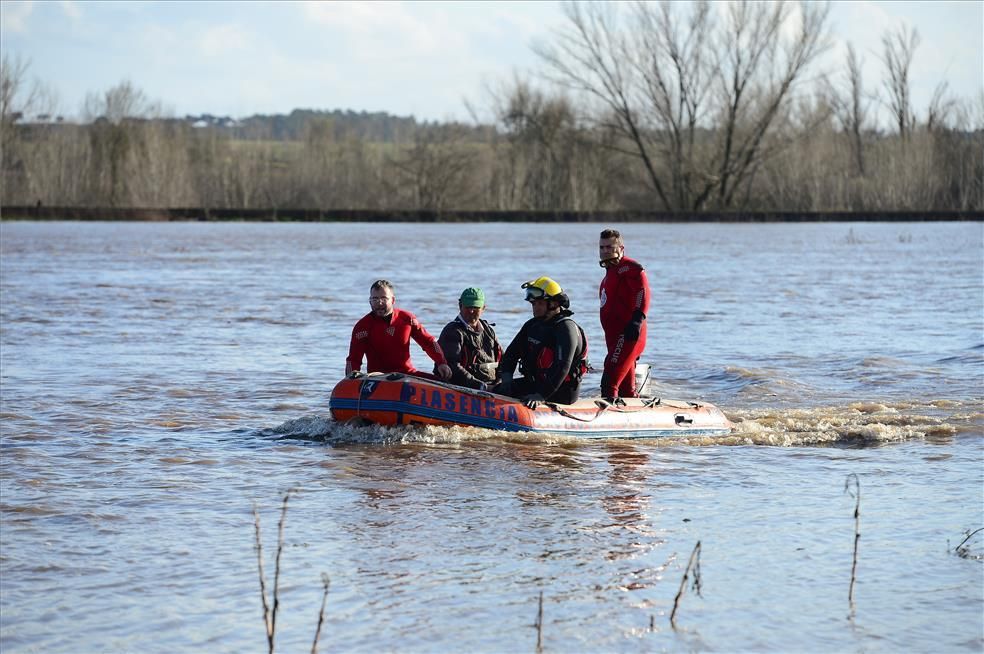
[[330, 372, 733, 439]]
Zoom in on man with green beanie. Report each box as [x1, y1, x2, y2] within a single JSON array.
[[437, 287, 502, 390]]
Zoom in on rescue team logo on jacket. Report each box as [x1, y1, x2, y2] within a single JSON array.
[[399, 383, 521, 423], [600, 288, 608, 308], [386, 326, 396, 336]]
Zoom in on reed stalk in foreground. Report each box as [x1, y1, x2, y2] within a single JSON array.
[[670, 540, 702, 629], [311, 573, 331, 654], [844, 474, 861, 614], [253, 503, 274, 652], [272, 491, 292, 643], [253, 489, 297, 654], [534, 590, 544, 653]]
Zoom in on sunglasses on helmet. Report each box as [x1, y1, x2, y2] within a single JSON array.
[[523, 286, 547, 303]]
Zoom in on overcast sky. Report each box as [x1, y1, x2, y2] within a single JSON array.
[[2, 0, 981, 126]]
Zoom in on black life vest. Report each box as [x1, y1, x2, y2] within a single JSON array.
[[521, 315, 588, 384]]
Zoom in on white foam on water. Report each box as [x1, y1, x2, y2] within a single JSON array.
[[727, 399, 980, 445], [266, 413, 582, 446]]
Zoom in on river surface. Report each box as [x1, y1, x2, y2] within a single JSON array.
[[1, 221, 982, 653]]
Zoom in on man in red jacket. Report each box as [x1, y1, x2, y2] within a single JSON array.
[[345, 279, 452, 381], [598, 229, 650, 398]]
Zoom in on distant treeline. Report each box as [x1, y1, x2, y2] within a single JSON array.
[[2, 3, 982, 214], [2, 206, 980, 223], [3, 105, 979, 214], [172, 108, 481, 144]]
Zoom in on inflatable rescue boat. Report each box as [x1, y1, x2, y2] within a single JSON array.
[[330, 372, 733, 439]]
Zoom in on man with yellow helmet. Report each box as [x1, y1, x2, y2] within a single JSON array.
[[495, 277, 588, 407]]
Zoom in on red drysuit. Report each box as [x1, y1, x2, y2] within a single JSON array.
[[346, 308, 447, 376], [599, 256, 650, 397]]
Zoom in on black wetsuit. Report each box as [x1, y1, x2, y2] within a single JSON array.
[[498, 309, 587, 405]]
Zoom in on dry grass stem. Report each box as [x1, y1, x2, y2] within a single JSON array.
[[311, 573, 331, 654], [253, 503, 274, 652], [670, 540, 702, 629], [535, 590, 544, 653], [254, 489, 297, 654], [845, 474, 861, 613], [271, 490, 294, 644]]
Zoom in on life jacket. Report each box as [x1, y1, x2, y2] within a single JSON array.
[[521, 314, 588, 384], [457, 319, 502, 381], [460, 320, 501, 364]]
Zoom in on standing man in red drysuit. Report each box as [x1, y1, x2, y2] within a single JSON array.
[[346, 279, 452, 381], [598, 229, 650, 399]]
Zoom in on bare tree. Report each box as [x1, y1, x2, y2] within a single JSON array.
[[82, 79, 161, 124], [386, 124, 479, 210], [16, 124, 91, 206], [80, 80, 169, 205], [1, 54, 41, 203], [710, 1, 833, 208], [533, 0, 831, 210], [926, 80, 956, 132], [484, 76, 624, 210], [1, 53, 63, 205], [880, 24, 919, 140], [827, 43, 870, 176], [494, 78, 575, 209], [295, 117, 337, 207], [503, 79, 572, 209], [128, 121, 196, 207], [1, 53, 38, 127]]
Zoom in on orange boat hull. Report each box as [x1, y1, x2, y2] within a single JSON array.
[[330, 373, 733, 439]]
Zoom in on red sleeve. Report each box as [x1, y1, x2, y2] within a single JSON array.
[[632, 266, 651, 315], [623, 264, 649, 316], [346, 316, 369, 370], [409, 314, 448, 366]]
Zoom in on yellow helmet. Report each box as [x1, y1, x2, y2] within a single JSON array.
[[522, 276, 563, 302]]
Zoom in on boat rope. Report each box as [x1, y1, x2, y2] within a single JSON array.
[[545, 401, 611, 422]]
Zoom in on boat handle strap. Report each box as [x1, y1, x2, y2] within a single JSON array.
[[545, 402, 610, 423]]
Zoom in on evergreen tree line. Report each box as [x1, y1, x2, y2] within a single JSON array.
[[2, 2, 981, 213]]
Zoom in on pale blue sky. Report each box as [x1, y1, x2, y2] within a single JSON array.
[[2, 0, 981, 125]]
